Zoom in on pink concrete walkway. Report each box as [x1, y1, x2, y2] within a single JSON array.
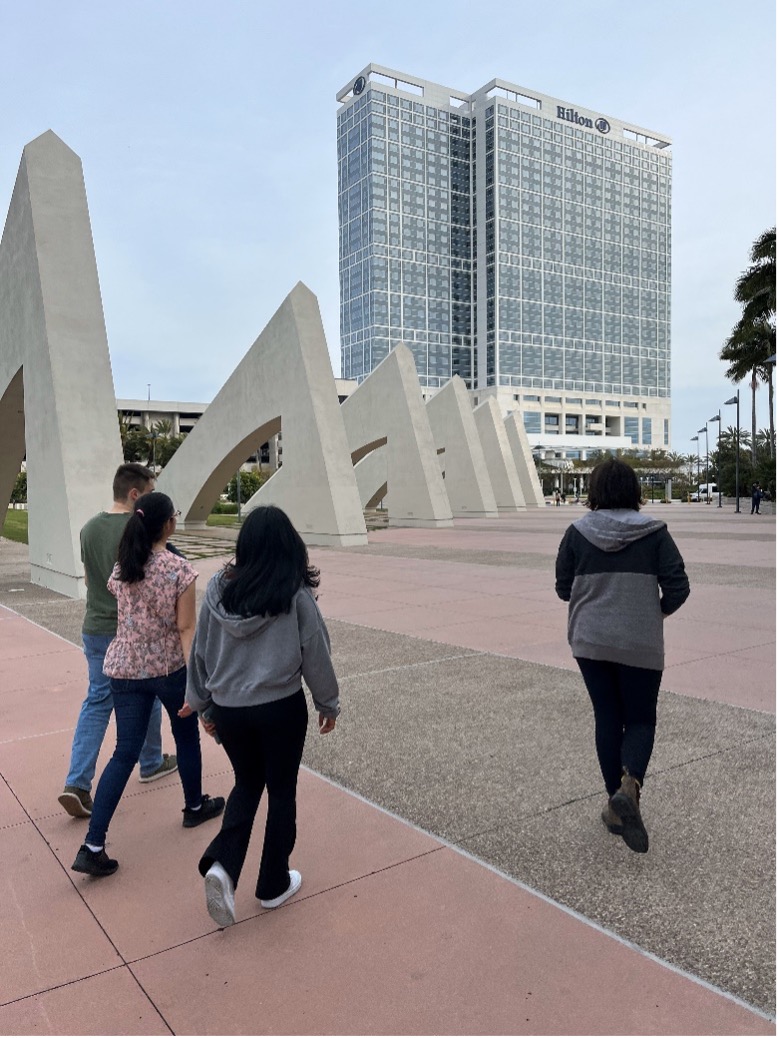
[[0, 597, 772, 1035]]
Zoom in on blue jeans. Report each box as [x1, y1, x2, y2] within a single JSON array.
[[65, 633, 163, 790], [86, 666, 202, 847]]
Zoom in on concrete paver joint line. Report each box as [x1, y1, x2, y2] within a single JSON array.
[[124, 966, 176, 1036], [338, 650, 488, 682], [0, 726, 77, 746], [0, 964, 124, 1011]]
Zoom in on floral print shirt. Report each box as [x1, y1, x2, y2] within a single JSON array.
[[103, 551, 198, 679]]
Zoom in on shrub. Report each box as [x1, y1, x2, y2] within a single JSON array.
[[225, 470, 268, 503], [10, 471, 26, 504]]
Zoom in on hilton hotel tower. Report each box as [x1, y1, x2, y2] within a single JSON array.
[[337, 64, 672, 451]]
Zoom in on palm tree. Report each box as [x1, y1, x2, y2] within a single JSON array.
[[719, 427, 751, 452], [683, 452, 698, 488], [735, 227, 776, 325], [720, 318, 775, 463], [724, 228, 776, 460], [117, 412, 131, 453], [755, 428, 773, 452]]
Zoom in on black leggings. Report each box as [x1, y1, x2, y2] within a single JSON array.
[[198, 690, 308, 901], [576, 658, 661, 795]]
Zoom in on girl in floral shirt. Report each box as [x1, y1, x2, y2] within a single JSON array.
[[72, 493, 224, 878]]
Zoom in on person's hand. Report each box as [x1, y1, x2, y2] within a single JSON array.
[[201, 717, 217, 737], [178, 703, 194, 718], [319, 714, 337, 735]]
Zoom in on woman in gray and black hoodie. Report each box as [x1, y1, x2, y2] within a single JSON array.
[[186, 505, 340, 927], [555, 459, 689, 853]]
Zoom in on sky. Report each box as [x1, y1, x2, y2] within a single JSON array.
[[0, 0, 775, 455]]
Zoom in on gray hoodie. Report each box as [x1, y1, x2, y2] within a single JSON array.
[[555, 509, 690, 671], [186, 574, 340, 717]]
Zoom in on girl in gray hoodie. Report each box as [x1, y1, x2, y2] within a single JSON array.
[[186, 505, 340, 927], [555, 459, 689, 853]]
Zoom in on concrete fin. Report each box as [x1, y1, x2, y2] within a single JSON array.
[[341, 344, 453, 527], [426, 377, 498, 518], [504, 412, 546, 508], [473, 398, 525, 511], [157, 283, 367, 547], [0, 133, 122, 598]]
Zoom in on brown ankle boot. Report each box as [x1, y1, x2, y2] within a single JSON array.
[[609, 770, 648, 853], [601, 800, 624, 834]]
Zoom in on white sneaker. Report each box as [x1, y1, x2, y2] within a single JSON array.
[[260, 869, 302, 909], [204, 862, 235, 928]]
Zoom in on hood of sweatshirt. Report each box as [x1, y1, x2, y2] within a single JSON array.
[[203, 574, 278, 639], [572, 509, 666, 552]]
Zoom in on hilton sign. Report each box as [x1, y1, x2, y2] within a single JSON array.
[[556, 106, 611, 134]]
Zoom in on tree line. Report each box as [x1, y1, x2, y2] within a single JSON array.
[[719, 226, 775, 495]]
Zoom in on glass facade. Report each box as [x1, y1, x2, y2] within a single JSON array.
[[338, 88, 475, 388], [488, 102, 671, 397], [338, 71, 671, 410]]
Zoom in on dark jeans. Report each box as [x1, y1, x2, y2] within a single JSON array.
[[576, 657, 661, 795], [86, 666, 202, 846], [198, 690, 308, 901]]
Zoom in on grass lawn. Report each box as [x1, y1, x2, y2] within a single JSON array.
[[206, 514, 241, 528], [2, 509, 29, 543]]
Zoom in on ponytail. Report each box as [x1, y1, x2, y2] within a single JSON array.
[[116, 492, 174, 583]]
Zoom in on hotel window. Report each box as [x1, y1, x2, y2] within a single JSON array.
[[624, 417, 639, 444], [523, 412, 542, 435]]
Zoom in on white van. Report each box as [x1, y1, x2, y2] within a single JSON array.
[[691, 483, 718, 502]]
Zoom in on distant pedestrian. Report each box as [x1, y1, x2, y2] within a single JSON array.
[[555, 459, 690, 853], [751, 482, 763, 515], [554, 490, 561, 507], [186, 505, 340, 928], [71, 492, 224, 878]]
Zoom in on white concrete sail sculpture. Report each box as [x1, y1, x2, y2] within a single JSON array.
[[158, 283, 367, 547], [0, 132, 123, 598], [341, 344, 453, 528], [426, 377, 498, 518], [473, 398, 525, 511], [504, 412, 546, 508]]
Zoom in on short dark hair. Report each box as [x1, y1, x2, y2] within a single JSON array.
[[220, 505, 319, 618], [116, 492, 175, 583], [587, 458, 642, 511], [113, 463, 154, 502]]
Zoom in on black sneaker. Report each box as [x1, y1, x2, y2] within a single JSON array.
[[182, 794, 225, 828], [71, 844, 119, 877]]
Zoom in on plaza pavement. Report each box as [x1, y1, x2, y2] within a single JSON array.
[[0, 503, 774, 1035]]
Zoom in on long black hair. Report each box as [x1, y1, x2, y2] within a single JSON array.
[[116, 492, 175, 583], [586, 458, 642, 511], [220, 505, 319, 618]]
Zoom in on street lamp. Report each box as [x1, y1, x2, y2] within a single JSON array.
[[698, 426, 709, 501], [724, 391, 741, 513], [708, 412, 722, 508], [690, 435, 700, 500]]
